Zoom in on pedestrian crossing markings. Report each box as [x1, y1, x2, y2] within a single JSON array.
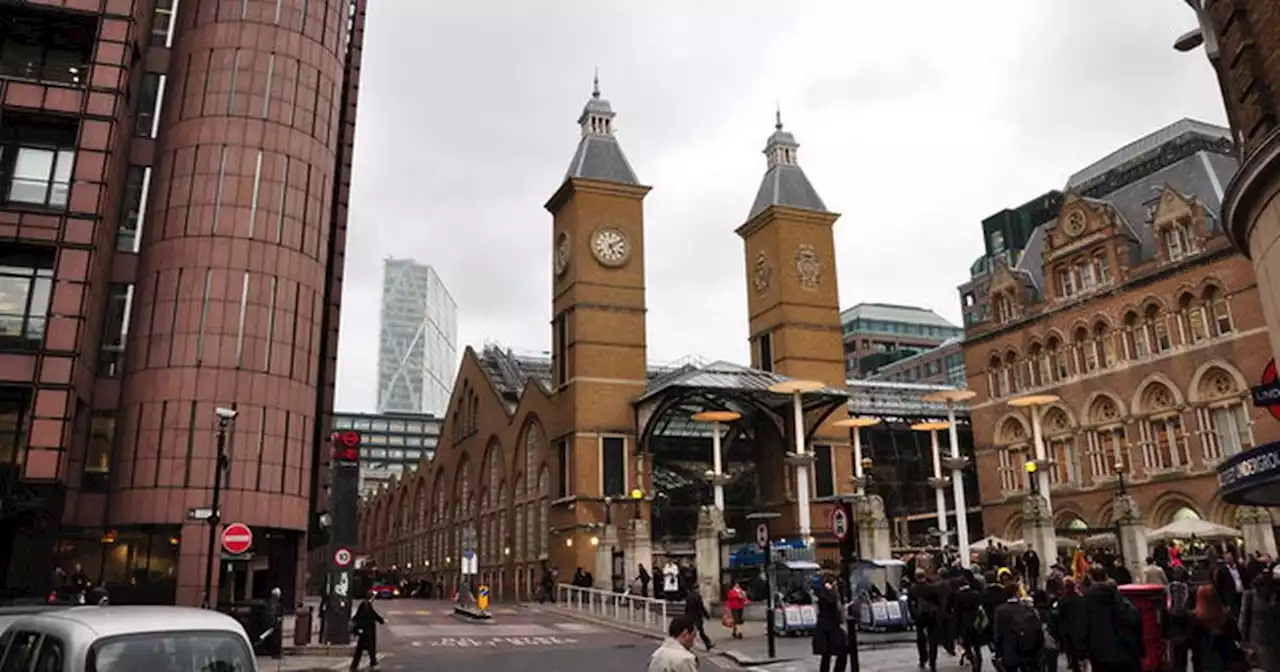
[[384, 608, 519, 616]]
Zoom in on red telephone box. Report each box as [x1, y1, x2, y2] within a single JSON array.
[[1120, 584, 1168, 672]]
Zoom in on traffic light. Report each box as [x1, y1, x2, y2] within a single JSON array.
[[330, 430, 361, 462]]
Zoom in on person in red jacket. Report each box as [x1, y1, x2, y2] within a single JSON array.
[[724, 581, 750, 640]]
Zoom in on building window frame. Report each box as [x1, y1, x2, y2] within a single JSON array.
[[0, 245, 54, 350], [598, 434, 627, 498]]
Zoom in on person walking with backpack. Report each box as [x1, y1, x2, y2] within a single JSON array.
[[992, 582, 1043, 672], [1080, 565, 1142, 672]]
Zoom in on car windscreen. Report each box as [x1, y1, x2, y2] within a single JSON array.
[[88, 630, 254, 672]]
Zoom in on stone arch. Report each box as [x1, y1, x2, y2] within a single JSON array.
[[993, 413, 1031, 446], [1149, 492, 1203, 527], [1003, 511, 1025, 540], [1041, 328, 1067, 345], [1131, 373, 1185, 414], [1081, 392, 1126, 426], [1187, 360, 1249, 403], [1053, 506, 1090, 531], [1088, 312, 1115, 329], [1209, 496, 1240, 527], [1041, 404, 1075, 437], [1139, 295, 1167, 313], [1095, 499, 1116, 527], [1068, 319, 1091, 338], [1197, 276, 1228, 298]]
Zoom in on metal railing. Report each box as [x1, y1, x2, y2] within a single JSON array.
[[555, 584, 670, 635]]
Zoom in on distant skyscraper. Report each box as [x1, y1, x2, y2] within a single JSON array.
[[377, 259, 457, 414]]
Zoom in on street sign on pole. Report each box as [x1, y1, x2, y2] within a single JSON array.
[[830, 505, 849, 541], [755, 523, 769, 550], [334, 547, 353, 568], [221, 523, 253, 555], [187, 507, 215, 521]]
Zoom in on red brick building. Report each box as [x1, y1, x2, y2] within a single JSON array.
[[0, 0, 366, 606], [961, 119, 1279, 544]]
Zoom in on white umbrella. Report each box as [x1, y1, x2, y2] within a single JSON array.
[[1147, 519, 1241, 542], [1055, 536, 1082, 549], [969, 535, 1013, 552]]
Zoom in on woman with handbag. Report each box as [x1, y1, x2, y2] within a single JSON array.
[[724, 582, 750, 639]]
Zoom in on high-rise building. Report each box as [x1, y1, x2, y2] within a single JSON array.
[[0, 0, 367, 606], [376, 259, 457, 415], [840, 302, 963, 377]]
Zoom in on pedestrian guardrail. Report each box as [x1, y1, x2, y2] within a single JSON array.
[[555, 584, 670, 635]]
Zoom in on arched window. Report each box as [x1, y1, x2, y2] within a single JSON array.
[[1093, 321, 1115, 369], [1194, 367, 1253, 462], [1137, 383, 1187, 472], [1042, 407, 1077, 486], [1046, 336, 1069, 381], [987, 355, 1005, 399], [1171, 506, 1201, 523], [1204, 286, 1234, 337], [1179, 292, 1208, 345], [1145, 304, 1171, 354], [996, 417, 1028, 493], [1028, 342, 1045, 388], [1123, 311, 1148, 359], [1004, 351, 1020, 395], [538, 466, 550, 559], [1084, 396, 1125, 481], [1073, 327, 1095, 374]]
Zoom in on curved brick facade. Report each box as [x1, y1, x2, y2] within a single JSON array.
[[114, 0, 354, 604]]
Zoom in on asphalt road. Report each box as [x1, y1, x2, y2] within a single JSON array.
[[363, 598, 737, 671]]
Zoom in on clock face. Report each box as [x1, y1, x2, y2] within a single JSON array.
[[554, 232, 570, 276], [590, 227, 630, 267], [1063, 211, 1086, 237]]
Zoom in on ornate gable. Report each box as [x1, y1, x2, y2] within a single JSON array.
[[1147, 184, 1205, 263], [987, 257, 1033, 323], [1043, 193, 1129, 261]]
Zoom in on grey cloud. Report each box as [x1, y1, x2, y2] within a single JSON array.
[[803, 57, 946, 109]]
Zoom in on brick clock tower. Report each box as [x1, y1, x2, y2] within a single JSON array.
[[736, 113, 851, 535], [1181, 2, 1280, 367], [544, 79, 650, 569]]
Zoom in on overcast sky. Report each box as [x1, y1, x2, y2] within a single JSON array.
[[333, 1, 1227, 412]]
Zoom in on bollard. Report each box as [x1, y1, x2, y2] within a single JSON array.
[[293, 605, 313, 646]]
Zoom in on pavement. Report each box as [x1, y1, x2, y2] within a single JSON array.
[[357, 597, 737, 671]]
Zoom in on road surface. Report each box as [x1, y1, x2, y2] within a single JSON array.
[[365, 598, 737, 671]]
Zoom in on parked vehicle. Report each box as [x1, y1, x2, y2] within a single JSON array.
[[0, 606, 255, 671]]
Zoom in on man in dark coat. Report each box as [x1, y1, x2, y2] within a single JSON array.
[[908, 569, 942, 671], [1021, 549, 1041, 591], [681, 585, 713, 651], [1080, 566, 1141, 672], [350, 590, 386, 671], [810, 575, 848, 672]]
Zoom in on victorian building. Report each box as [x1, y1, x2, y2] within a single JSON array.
[[963, 118, 1278, 550], [355, 89, 882, 601]]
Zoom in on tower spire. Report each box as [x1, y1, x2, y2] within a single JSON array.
[[745, 110, 828, 220], [593, 67, 600, 99], [558, 72, 639, 187], [775, 103, 783, 131]]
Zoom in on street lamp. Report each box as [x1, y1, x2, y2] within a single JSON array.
[[691, 410, 742, 511], [1114, 459, 1128, 565], [767, 379, 826, 541], [202, 406, 237, 609], [1007, 394, 1061, 516], [1025, 460, 1039, 495], [911, 421, 952, 549], [922, 388, 978, 566], [832, 416, 880, 496]]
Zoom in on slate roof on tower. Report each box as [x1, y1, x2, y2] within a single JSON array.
[[747, 111, 828, 220], [563, 76, 640, 185]]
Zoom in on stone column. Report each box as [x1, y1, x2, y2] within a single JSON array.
[[1115, 493, 1148, 580], [1237, 507, 1278, 557], [1021, 493, 1055, 584], [594, 525, 616, 591], [854, 493, 892, 560], [694, 506, 725, 606]]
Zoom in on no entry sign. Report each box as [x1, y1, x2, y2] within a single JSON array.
[[755, 523, 769, 550], [221, 522, 253, 555], [334, 547, 353, 568]]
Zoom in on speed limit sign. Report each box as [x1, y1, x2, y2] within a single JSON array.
[[830, 506, 849, 541], [334, 547, 353, 568]]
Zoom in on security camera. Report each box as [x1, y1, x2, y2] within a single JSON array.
[[214, 407, 238, 420]]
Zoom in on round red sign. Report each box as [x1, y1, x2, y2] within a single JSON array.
[[1264, 359, 1280, 422], [221, 522, 253, 555]]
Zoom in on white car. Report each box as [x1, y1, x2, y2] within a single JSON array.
[[0, 606, 256, 671]]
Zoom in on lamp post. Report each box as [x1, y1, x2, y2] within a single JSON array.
[[922, 388, 977, 566], [203, 407, 237, 609], [692, 410, 742, 511], [1114, 459, 1128, 565], [1025, 460, 1040, 495], [767, 379, 827, 542], [911, 421, 953, 549], [1007, 394, 1061, 516], [832, 416, 881, 497]]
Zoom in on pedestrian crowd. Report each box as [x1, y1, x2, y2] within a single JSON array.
[[901, 540, 1278, 672]]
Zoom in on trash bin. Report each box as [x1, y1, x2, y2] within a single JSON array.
[[293, 605, 312, 646]]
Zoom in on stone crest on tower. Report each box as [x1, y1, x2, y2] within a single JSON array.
[[794, 244, 822, 291]]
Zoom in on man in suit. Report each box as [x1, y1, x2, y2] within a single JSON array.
[[350, 590, 386, 671]]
